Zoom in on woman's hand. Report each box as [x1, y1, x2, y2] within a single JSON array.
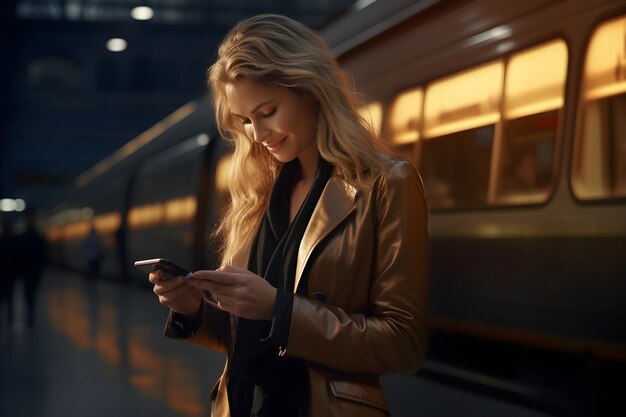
[[188, 266, 277, 321], [149, 269, 203, 317]]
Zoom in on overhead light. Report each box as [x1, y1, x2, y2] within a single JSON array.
[[65, 2, 81, 20], [131, 6, 154, 21], [15, 199, 26, 212], [106, 38, 127, 52], [0, 198, 26, 212], [196, 134, 209, 146]]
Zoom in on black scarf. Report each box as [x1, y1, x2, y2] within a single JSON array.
[[228, 156, 333, 417]]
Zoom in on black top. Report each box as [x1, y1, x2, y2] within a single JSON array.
[[228, 156, 333, 417]]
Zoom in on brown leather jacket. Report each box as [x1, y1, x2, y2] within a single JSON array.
[[164, 158, 429, 416]]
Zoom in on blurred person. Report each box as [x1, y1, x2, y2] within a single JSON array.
[[502, 149, 540, 194], [82, 226, 103, 278], [0, 216, 19, 328], [148, 15, 429, 417], [16, 211, 47, 327], [114, 225, 128, 282]]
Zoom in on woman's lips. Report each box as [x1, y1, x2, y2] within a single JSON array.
[[266, 137, 286, 153]]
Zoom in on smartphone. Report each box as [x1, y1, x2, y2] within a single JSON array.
[[134, 258, 191, 280], [134, 258, 218, 306]]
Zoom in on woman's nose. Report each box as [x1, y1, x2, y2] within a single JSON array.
[[251, 122, 269, 143]]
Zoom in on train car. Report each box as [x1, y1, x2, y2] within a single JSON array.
[[328, 0, 625, 414], [41, 101, 231, 280], [41, 1, 626, 415]]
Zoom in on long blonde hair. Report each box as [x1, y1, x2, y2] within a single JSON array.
[[208, 14, 389, 265]]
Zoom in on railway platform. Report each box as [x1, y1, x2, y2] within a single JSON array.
[[1, 268, 555, 417]]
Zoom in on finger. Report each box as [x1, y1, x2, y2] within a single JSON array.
[[187, 278, 238, 298], [216, 299, 238, 313], [214, 296, 257, 319], [217, 265, 249, 273], [155, 280, 198, 303], [153, 276, 185, 295], [148, 269, 164, 284], [191, 270, 239, 285]]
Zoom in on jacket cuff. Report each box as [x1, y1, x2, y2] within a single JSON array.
[[163, 299, 203, 339], [260, 288, 293, 348]]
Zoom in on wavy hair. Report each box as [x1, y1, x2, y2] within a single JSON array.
[[208, 14, 390, 265]]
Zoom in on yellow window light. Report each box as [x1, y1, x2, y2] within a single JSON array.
[[128, 203, 165, 229], [94, 212, 121, 235], [505, 40, 568, 119], [215, 156, 232, 193], [128, 196, 197, 229], [387, 87, 423, 145], [584, 15, 626, 100], [45, 226, 64, 242], [64, 220, 91, 241], [424, 60, 503, 138], [357, 101, 383, 137], [164, 196, 197, 225]]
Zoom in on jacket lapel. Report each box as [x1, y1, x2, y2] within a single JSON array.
[[294, 174, 357, 293], [229, 173, 357, 294]]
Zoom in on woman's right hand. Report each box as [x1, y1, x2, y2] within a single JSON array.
[[148, 269, 203, 317]]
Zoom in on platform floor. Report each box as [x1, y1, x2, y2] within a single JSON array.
[[1, 269, 554, 417]]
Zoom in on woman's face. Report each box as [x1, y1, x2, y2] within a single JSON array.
[[225, 80, 318, 164]]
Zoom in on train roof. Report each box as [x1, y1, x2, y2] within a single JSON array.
[[321, 0, 442, 57]]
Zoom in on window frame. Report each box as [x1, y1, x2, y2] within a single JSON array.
[[571, 13, 626, 204]]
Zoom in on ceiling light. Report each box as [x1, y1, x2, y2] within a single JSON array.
[[131, 6, 154, 21], [14, 199, 26, 212], [0, 198, 26, 212], [106, 38, 127, 52], [196, 134, 209, 146]]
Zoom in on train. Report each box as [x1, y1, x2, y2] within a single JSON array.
[[41, 0, 626, 416]]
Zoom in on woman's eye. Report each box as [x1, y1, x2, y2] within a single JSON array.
[[261, 108, 276, 118]]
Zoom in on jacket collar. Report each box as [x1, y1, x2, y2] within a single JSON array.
[[229, 171, 357, 293]]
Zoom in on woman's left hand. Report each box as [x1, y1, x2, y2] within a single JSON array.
[[188, 266, 277, 321]]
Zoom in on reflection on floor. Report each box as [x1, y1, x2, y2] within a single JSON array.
[[0, 268, 223, 417]]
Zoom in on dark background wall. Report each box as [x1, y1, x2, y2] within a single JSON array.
[[0, 0, 358, 210]]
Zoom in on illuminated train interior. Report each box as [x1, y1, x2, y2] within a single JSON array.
[[38, 1, 625, 415]]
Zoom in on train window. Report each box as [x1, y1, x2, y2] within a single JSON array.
[[421, 61, 503, 209], [164, 196, 197, 225], [357, 101, 382, 137], [128, 197, 197, 229], [128, 138, 205, 230], [128, 202, 164, 229], [215, 155, 232, 193], [94, 212, 121, 235], [386, 87, 423, 164], [388, 88, 422, 144], [64, 219, 92, 241], [573, 15, 626, 200], [497, 40, 567, 204]]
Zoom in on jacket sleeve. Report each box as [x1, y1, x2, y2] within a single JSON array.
[[163, 298, 231, 353], [286, 161, 429, 374]]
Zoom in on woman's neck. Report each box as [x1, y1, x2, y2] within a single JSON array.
[[297, 148, 320, 185]]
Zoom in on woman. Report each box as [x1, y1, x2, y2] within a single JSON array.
[[149, 14, 429, 417]]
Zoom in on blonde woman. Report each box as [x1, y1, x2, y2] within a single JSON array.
[[149, 14, 429, 417]]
